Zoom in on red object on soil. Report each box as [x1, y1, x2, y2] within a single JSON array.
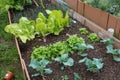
[[4, 71, 14, 80]]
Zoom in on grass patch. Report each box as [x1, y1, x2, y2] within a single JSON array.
[[0, 12, 24, 79], [0, 12, 12, 40]]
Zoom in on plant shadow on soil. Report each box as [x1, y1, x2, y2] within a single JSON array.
[[10, 1, 120, 80]]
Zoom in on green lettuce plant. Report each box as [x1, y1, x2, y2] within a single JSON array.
[[66, 34, 85, 48], [5, 17, 35, 43], [35, 10, 69, 42], [87, 33, 100, 43], [79, 28, 88, 35]]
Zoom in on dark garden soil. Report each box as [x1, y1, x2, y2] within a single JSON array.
[[10, 1, 120, 80]]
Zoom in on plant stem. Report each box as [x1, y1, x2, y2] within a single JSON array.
[[43, 37, 46, 42], [41, 73, 46, 80], [40, 0, 45, 9], [33, 0, 39, 7]]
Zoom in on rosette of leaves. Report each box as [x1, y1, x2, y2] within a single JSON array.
[[72, 43, 94, 55], [54, 53, 74, 70], [66, 34, 85, 48], [79, 57, 103, 73], [87, 33, 100, 43], [46, 10, 69, 35], [48, 41, 71, 59], [79, 28, 88, 35], [5, 17, 35, 43], [29, 58, 52, 79], [35, 10, 69, 41], [31, 46, 49, 60], [101, 38, 120, 62]]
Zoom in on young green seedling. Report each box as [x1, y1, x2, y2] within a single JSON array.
[[72, 43, 94, 55], [87, 33, 100, 43], [79, 28, 88, 35], [54, 53, 74, 70], [29, 58, 52, 80], [79, 57, 103, 73], [101, 38, 120, 62]]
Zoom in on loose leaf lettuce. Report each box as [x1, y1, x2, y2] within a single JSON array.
[[5, 17, 35, 43]]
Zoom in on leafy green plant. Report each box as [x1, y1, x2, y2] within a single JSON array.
[[72, 43, 94, 55], [101, 38, 114, 45], [31, 41, 71, 60], [35, 9, 69, 42], [0, 0, 32, 13], [5, 17, 35, 43], [31, 35, 86, 61], [29, 58, 52, 80], [61, 75, 69, 80], [87, 33, 100, 43], [66, 34, 85, 48], [31, 46, 49, 60], [79, 28, 88, 35], [46, 10, 69, 35], [54, 53, 74, 70], [48, 41, 71, 59], [79, 57, 103, 73], [74, 72, 82, 80], [101, 38, 120, 62]]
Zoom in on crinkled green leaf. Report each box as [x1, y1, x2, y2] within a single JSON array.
[[5, 17, 35, 43]]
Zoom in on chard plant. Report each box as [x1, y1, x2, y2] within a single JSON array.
[[54, 53, 74, 70], [79, 28, 88, 35], [87, 33, 100, 43], [72, 43, 94, 55], [101, 38, 120, 62], [5, 17, 35, 43], [29, 58, 52, 80], [79, 57, 104, 73]]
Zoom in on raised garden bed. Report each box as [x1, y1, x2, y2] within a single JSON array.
[[7, 0, 120, 80]]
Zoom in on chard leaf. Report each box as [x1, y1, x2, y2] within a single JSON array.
[[117, 49, 120, 54], [32, 73, 40, 77], [86, 44, 94, 49], [44, 68, 53, 74], [80, 53, 88, 57], [93, 58, 103, 69], [54, 57, 61, 62], [63, 58, 74, 66], [113, 56, 120, 62], [101, 38, 114, 45], [29, 59, 39, 69], [79, 57, 87, 63], [106, 45, 114, 53]]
